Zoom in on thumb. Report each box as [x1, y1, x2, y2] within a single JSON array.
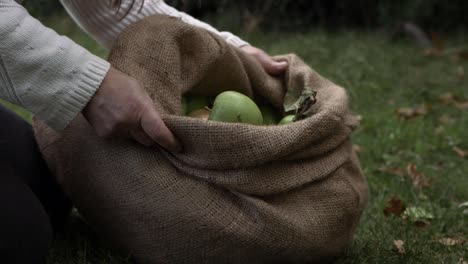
[[140, 106, 182, 152]]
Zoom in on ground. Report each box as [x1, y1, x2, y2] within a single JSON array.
[[2, 15, 467, 263]]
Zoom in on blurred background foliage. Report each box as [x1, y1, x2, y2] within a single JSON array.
[[22, 0, 468, 33]]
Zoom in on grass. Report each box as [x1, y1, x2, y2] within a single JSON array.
[[3, 14, 467, 263]]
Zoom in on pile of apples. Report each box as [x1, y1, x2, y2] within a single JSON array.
[[183, 91, 295, 125]]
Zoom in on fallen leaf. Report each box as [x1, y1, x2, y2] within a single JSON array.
[[437, 238, 466, 246], [353, 144, 362, 154], [378, 167, 406, 177], [423, 47, 441, 57], [453, 147, 467, 158], [458, 258, 467, 264], [435, 126, 445, 135], [438, 92, 456, 104], [393, 240, 405, 255], [431, 32, 444, 51], [384, 196, 406, 217], [437, 92, 468, 109], [403, 206, 434, 227], [396, 105, 428, 119], [456, 49, 468, 61], [460, 202, 468, 215], [457, 66, 465, 81], [455, 100, 468, 110], [438, 114, 456, 125], [407, 163, 432, 190]]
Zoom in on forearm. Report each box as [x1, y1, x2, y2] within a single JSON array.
[[61, 0, 249, 49], [0, 0, 110, 130]]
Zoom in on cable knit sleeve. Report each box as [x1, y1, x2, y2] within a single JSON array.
[[60, 0, 250, 49], [0, 0, 110, 130]]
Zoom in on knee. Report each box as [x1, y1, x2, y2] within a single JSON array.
[[0, 203, 53, 264]]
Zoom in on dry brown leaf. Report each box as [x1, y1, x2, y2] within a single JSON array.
[[393, 240, 406, 255], [453, 147, 467, 158], [437, 238, 466, 246], [459, 258, 467, 264], [435, 126, 445, 135], [378, 167, 406, 177], [457, 50, 468, 61], [438, 114, 456, 125], [407, 163, 432, 190], [396, 105, 428, 119], [457, 66, 465, 81], [384, 196, 406, 217], [423, 47, 441, 57], [455, 100, 468, 110], [439, 92, 468, 109], [431, 32, 444, 51], [439, 92, 456, 104]]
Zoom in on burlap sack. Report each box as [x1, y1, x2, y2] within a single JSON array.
[[34, 16, 368, 263]]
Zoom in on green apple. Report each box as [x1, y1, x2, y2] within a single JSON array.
[[278, 115, 296, 125], [209, 91, 263, 125]]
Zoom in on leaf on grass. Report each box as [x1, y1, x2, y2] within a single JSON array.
[[396, 105, 428, 119], [459, 201, 468, 215], [438, 92, 468, 109], [431, 32, 444, 51], [438, 114, 456, 125], [439, 92, 456, 104], [457, 66, 465, 81], [435, 126, 445, 135], [437, 238, 466, 246], [403, 206, 435, 227], [453, 147, 467, 158], [423, 47, 441, 57], [378, 167, 406, 177], [384, 196, 405, 217], [406, 163, 432, 190], [393, 240, 405, 255], [455, 100, 468, 110], [456, 50, 468, 61]]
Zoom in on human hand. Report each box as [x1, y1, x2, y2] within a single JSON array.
[[240, 46, 288, 76], [82, 67, 182, 151]]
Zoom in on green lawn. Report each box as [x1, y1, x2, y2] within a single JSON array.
[[3, 15, 467, 263]]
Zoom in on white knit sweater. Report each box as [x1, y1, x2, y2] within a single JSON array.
[[0, 0, 248, 130]]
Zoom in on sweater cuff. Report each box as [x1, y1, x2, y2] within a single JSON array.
[[226, 36, 250, 48], [45, 55, 110, 131]]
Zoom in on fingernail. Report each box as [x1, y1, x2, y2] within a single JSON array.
[[277, 61, 288, 67]]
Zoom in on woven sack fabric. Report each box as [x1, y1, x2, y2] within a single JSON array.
[[34, 15, 368, 263]]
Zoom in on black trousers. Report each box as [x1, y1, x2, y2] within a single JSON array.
[[0, 104, 72, 264]]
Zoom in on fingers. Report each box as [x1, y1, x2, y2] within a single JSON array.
[[262, 58, 288, 76], [254, 50, 288, 75], [241, 46, 288, 76], [130, 128, 155, 147], [140, 105, 182, 152]]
